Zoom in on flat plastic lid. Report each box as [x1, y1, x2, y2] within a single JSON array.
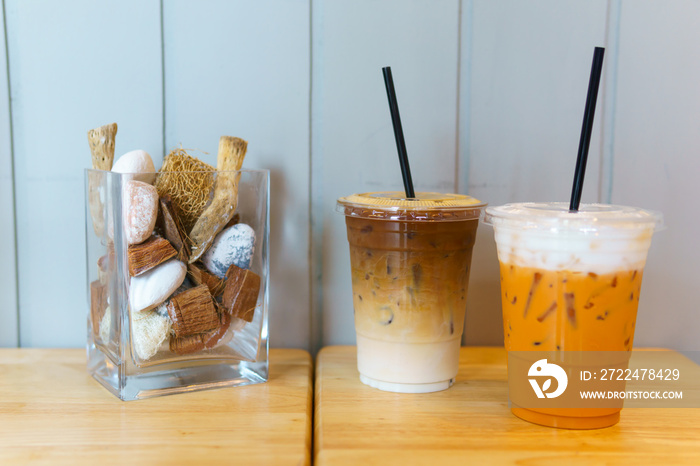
[[337, 191, 485, 221], [484, 202, 664, 231]]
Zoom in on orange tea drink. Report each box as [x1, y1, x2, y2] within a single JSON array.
[[484, 202, 663, 428], [338, 192, 485, 393]]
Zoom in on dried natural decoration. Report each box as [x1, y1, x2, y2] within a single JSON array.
[[87, 122, 118, 236], [87, 123, 117, 170], [154, 148, 216, 232], [127, 236, 178, 276], [188, 137, 248, 262]]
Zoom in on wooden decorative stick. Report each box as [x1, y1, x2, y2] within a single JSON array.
[[188, 136, 247, 262], [87, 123, 118, 170], [87, 123, 118, 237]]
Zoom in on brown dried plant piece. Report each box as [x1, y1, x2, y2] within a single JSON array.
[[224, 213, 241, 230], [90, 280, 107, 337], [158, 195, 190, 262], [154, 148, 216, 232], [128, 236, 178, 276], [170, 334, 205, 354], [202, 311, 232, 349], [221, 264, 261, 323], [188, 136, 248, 263], [166, 284, 220, 337], [188, 263, 225, 297]]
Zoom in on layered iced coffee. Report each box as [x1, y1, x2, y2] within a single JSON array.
[[338, 192, 485, 393]]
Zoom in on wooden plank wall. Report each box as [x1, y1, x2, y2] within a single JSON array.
[[0, 0, 18, 347], [0, 0, 697, 351]]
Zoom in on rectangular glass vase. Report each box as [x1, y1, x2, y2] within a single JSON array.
[[85, 168, 269, 400]]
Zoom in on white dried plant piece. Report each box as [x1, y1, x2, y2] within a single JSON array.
[[87, 123, 118, 237], [188, 136, 248, 263], [132, 310, 171, 360]]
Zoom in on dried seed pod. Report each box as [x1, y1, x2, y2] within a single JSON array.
[[158, 195, 190, 262]]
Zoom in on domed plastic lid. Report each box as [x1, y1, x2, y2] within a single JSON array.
[[484, 202, 664, 231], [337, 191, 485, 221]]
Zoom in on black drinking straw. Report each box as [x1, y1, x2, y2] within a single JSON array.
[[569, 47, 605, 212], [382, 66, 416, 199]]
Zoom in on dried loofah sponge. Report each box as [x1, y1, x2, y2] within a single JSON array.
[[132, 310, 171, 360], [154, 148, 216, 232]]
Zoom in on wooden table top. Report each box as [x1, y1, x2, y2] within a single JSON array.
[[315, 346, 700, 465], [0, 348, 312, 465]]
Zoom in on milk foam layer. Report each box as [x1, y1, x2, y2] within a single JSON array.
[[492, 226, 653, 272], [485, 203, 662, 273]]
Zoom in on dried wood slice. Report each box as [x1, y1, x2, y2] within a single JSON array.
[[188, 263, 225, 297], [90, 280, 107, 338], [166, 284, 219, 337], [202, 311, 232, 349], [128, 235, 178, 276], [221, 264, 261, 323], [170, 334, 205, 354], [188, 136, 247, 263]]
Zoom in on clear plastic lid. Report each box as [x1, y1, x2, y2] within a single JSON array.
[[337, 191, 486, 221], [483, 202, 664, 231]]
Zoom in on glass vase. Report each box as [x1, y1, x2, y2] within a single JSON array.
[[85, 168, 269, 400]]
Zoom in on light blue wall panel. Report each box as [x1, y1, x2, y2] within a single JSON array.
[[463, 0, 609, 344], [312, 0, 461, 347], [0, 2, 18, 347], [611, 0, 700, 349], [7, 0, 163, 347], [163, 0, 311, 349]]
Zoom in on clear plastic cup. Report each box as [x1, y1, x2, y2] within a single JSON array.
[[484, 202, 663, 428], [337, 192, 486, 393]]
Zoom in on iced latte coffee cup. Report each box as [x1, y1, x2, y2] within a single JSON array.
[[337, 192, 485, 393], [484, 202, 663, 428]]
